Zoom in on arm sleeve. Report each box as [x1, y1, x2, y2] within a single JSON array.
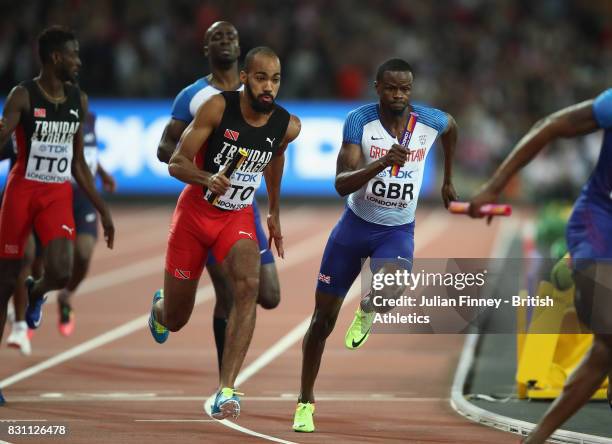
[[435, 110, 449, 133], [593, 89, 612, 129], [171, 87, 193, 123], [342, 110, 364, 145]]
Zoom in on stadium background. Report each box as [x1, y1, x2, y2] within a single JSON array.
[[1, 0, 611, 200]]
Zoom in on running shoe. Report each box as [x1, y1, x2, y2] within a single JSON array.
[[24, 276, 46, 329], [0, 389, 5, 406], [58, 300, 75, 337], [148, 289, 168, 344], [7, 323, 32, 355], [211, 387, 242, 420], [292, 402, 315, 432], [344, 307, 374, 350]]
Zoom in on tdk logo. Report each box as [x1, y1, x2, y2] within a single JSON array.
[[377, 169, 415, 179], [233, 172, 258, 183]]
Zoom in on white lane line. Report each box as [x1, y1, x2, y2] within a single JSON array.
[[0, 420, 48, 422], [203, 212, 449, 442], [134, 419, 217, 423], [0, 229, 332, 390]]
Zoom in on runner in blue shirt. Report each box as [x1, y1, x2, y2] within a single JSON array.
[[469, 89, 612, 444]]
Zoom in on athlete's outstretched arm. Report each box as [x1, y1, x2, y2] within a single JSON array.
[[334, 142, 408, 197], [157, 118, 188, 164], [72, 92, 115, 248], [263, 114, 301, 258], [439, 114, 458, 208], [168, 95, 226, 193], [0, 86, 28, 148], [469, 100, 599, 217]]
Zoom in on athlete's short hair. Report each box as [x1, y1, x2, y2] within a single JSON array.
[[38, 26, 76, 63], [244, 46, 278, 72], [376, 58, 414, 81], [204, 21, 238, 45]]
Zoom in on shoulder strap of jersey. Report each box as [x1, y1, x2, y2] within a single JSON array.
[[270, 104, 291, 137], [67, 83, 83, 112], [19, 79, 36, 106]]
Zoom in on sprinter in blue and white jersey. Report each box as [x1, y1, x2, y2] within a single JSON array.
[[293, 58, 458, 433]]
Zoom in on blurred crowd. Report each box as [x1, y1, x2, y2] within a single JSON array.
[[1, 0, 611, 199]]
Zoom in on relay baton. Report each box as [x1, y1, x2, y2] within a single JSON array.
[[390, 111, 419, 177], [449, 201, 512, 217], [207, 148, 249, 205]]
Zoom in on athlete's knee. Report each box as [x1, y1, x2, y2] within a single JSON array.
[[233, 275, 260, 302], [310, 309, 338, 339], [258, 278, 280, 310], [44, 263, 72, 289], [163, 305, 190, 332], [258, 291, 280, 310], [74, 248, 92, 270], [165, 315, 189, 332]]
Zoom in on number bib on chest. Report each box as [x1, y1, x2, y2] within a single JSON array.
[[364, 173, 415, 209], [25, 140, 73, 183], [206, 170, 263, 211]]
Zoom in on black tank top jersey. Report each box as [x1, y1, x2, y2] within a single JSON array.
[[202, 91, 290, 175], [13, 79, 82, 182]]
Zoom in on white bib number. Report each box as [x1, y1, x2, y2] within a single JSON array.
[[365, 174, 414, 209], [25, 140, 72, 183], [206, 170, 263, 211]]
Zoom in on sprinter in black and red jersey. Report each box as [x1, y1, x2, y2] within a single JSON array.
[[0, 27, 115, 404]]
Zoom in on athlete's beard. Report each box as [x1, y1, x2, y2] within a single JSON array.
[[57, 64, 77, 83], [245, 82, 275, 113]]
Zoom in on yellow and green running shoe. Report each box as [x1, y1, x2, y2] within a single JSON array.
[[292, 402, 315, 432], [344, 307, 374, 350]]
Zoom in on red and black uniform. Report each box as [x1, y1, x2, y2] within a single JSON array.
[[0, 80, 81, 258], [166, 91, 290, 280]]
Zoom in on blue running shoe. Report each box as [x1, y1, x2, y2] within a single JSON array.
[[211, 387, 243, 420], [0, 389, 6, 406], [148, 289, 168, 344], [25, 276, 46, 329]]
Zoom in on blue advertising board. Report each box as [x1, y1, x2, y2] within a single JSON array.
[[0, 100, 437, 197]]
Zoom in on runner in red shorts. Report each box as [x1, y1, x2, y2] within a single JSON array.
[[147, 46, 300, 420], [0, 26, 114, 372]]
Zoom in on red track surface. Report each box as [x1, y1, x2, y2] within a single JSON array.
[[1, 203, 521, 443]]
